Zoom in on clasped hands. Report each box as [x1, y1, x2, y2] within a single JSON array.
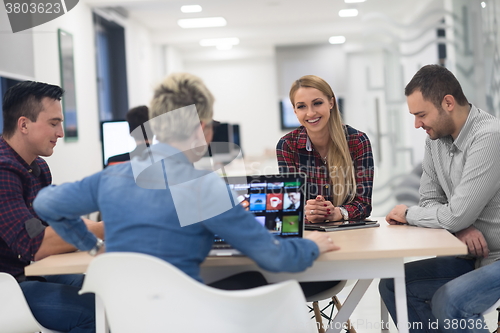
[[305, 195, 342, 223]]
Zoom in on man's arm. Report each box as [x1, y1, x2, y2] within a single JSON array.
[[407, 131, 500, 232], [385, 139, 446, 225], [0, 166, 51, 263], [34, 173, 103, 253], [34, 219, 104, 261]]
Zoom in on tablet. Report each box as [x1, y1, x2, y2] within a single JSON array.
[[305, 219, 379, 232]]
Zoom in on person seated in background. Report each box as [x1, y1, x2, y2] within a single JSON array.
[[276, 74, 374, 297], [0, 81, 104, 332], [33, 72, 339, 291], [106, 105, 150, 166], [379, 64, 500, 333]]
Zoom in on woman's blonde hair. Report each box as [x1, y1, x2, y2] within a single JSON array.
[[289, 75, 356, 206], [149, 72, 214, 143]]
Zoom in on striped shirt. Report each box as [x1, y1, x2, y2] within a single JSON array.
[[276, 125, 374, 221], [407, 104, 500, 267]]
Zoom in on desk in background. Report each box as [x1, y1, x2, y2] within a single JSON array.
[[26, 219, 467, 333]]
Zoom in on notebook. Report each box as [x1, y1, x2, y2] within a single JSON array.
[[305, 219, 379, 232], [209, 173, 306, 256]]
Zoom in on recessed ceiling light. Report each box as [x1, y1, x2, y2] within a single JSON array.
[[177, 17, 227, 29], [181, 5, 202, 13], [344, 0, 366, 3], [339, 9, 358, 17], [329, 36, 346, 44], [199, 37, 240, 46], [481, 2, 487, 8]]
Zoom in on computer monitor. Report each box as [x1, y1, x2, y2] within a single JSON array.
[[232, 124, 242, 156], [100, 120, 136, 168], [280, 98, 300, 130], [195, 122, 242, 170], [208, 123, 232, 155]]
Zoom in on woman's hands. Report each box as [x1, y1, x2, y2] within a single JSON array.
[[305, 195, 343, 223]]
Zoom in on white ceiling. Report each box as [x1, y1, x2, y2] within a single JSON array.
[[85, 0, 440, 55]]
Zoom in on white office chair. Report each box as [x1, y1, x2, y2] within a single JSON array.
[[306, 280, 356, 333], [0, 272, 61, 333], [80, 252, 315, 333], [482, 298, 500, 333]]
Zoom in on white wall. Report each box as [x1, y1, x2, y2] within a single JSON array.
[[29, 4, 102, 185], [275, 44, 347, 99], [0, 8, 34, 79], [125, 18, 155, 108], [185, 55, 280, 158]]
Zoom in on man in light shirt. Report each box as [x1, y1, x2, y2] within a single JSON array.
[[379, 64, 500, 333]]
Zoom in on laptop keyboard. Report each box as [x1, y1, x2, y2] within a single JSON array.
[[212, 243, 232, 249]]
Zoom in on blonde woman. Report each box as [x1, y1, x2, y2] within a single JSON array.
[[277, 75, 373, 223]]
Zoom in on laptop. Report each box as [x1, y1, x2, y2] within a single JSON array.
[[209, 173, 306, 256]]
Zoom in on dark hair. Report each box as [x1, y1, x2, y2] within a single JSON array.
[[126, 105, 150, 141], [405, 64, 468, 108], [2, 81, 64, 139]]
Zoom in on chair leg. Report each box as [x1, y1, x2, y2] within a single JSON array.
[[312, 301, 326, 333], [332, 296, 357, 333], [495, 309, 500, 333]]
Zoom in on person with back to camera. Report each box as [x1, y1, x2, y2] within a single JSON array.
[[276, 74, 374, 296], [106, 105, 150, 166], [379, 64, 500, 333], [33, 72, 340, 292]]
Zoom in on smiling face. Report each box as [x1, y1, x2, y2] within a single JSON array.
[[293, 87, 333, 134], [408, 90, 455, 140], [24, 97, 64, 160]]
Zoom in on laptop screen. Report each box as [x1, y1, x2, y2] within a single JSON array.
[[214, 173, 306, 244]]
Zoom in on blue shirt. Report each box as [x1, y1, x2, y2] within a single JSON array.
[[34, 143, 319, 282]]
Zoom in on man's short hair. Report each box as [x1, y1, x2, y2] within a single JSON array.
[[126, 105, 150, 141], [2, 81, 64, 139], [405, 64, 468, 108]]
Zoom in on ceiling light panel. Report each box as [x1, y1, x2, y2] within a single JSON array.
[[338, 9, 358, 17], [329, 36, 346, 44], [181, 5, 202, 13], [177, 17, 227, 28]]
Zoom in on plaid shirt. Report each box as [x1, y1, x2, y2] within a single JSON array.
[[0, 137, 51, 278], [276, 125, 373, 221]]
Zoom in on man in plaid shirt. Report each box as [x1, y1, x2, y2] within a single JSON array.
[[0, 81, 103, 332]]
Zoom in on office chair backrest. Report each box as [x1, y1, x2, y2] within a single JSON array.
[[0, 272, 59, 333], [80, 252, 314, 333]]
